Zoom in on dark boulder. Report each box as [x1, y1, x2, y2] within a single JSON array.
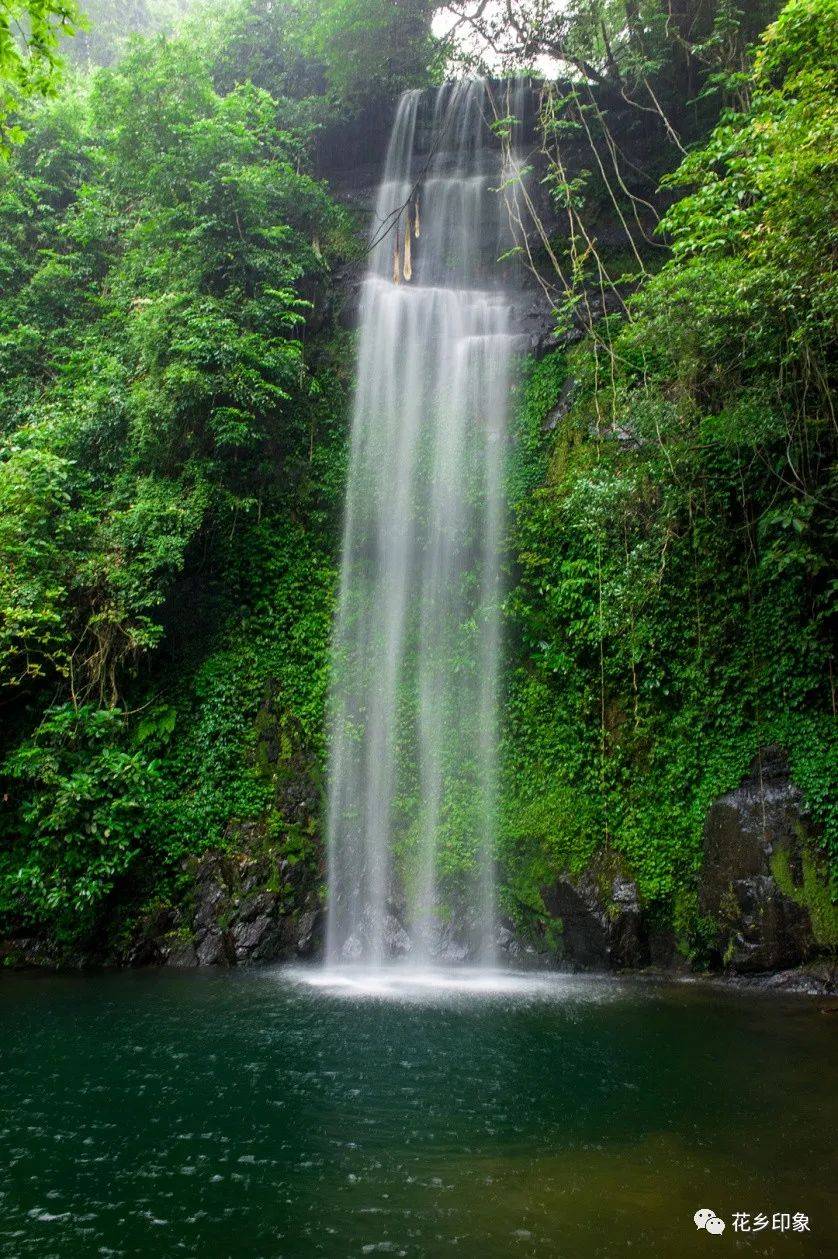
[[699, 746, 821, 973], [121, 830, 322, 970], [295, 909, 324, 959], [541, 868, 649, 970], [193, 856, 232, 932], [541, 874, 608, 967], [720, 877, 811, 973], [194, 926, 236, 967], [496, 918, 551, 968], [163, 936, 199, 968], [231, 912, 287, 964]]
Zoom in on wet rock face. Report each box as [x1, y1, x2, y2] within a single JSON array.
[[333, 896, 488, 966], [540, 870, 649, 970], [130, 848, 323, 969], [541, 876, 608, 967], [339, 906, 414, 964], [699, 746, 817, 973], [495, 920, 550, 969], [529, 747, 826, 976]]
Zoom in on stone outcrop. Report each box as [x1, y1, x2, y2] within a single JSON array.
[[698, 746, 827, 973], [503, 746, 833, 982], [539, 867, 651, 970], [126, 693, 326, 969], [128, 847, 323, 969], [3, 734, 832, 989]]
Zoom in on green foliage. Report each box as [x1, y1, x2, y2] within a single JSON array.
[[0, 26, 349, 699], [300, 0, 436, 100], [0, 3, 353, 943], [500, 0, 837, 936], [67, 1, 190, 69], [1, 705, 154, 934], [0, 1, 81, 152], [438, 0, 779, 112], [140, 513, 341, 867], [0, 0, 834, 960], [771, 844, 838, 949]]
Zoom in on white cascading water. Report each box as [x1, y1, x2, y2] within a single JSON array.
[[325, 80, 525, 970]]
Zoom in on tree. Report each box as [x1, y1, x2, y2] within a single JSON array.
[[0, 0, 81, 151], [438, 0, 776, 90], [65, 1, 191, 70], [300, 0, 437, 100], [0, 10, 356, 939]]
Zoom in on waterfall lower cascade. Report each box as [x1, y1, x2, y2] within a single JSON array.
[[326, 81, 525, 970]]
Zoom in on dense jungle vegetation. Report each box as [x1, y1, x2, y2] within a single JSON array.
[[0, 0, 835, 961]]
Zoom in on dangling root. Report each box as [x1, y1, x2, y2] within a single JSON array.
[[403, 223, 412, 281]]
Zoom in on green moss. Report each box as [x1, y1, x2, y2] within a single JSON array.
[[771, 844, 838, 950], [544, 917, 564, 956], [162, 926, 193, 945]]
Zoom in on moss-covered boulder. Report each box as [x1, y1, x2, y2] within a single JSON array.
[[539, 858, 650, 970], [699, 747, 835, 973]]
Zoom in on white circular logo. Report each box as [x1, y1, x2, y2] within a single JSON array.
[[694, 1209, 725, 1234]]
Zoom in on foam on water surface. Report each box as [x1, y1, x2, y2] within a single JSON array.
[[281, 965, 619, 1004]]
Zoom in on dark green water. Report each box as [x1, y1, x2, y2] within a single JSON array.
[[0, 968, 835, 1258]]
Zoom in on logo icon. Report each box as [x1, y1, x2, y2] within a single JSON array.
[[695, 1209, 726, 1234]]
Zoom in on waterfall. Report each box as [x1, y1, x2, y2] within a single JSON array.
[[326, 80, 525, 969]]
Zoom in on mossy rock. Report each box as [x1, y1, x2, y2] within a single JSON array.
[[699, 747, 826, 971], [771, 843, 838, 951]]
